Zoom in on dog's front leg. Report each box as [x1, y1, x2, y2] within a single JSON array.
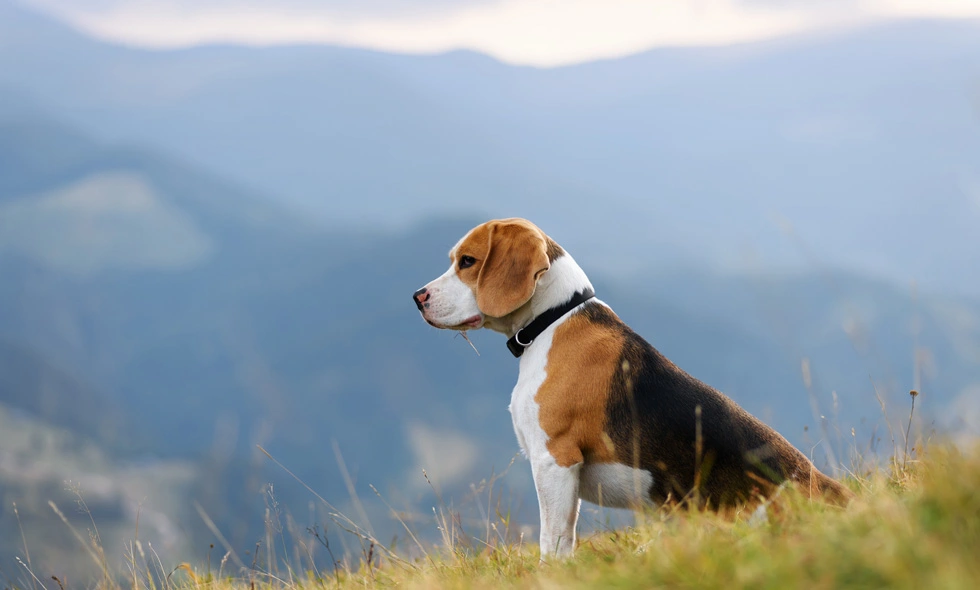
[[531, 455, 582, 560]]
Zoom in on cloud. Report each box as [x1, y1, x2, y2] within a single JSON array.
[[16, 0, 980, 66], [736, 0, 854, 5], [22, 0, 500, 20], [16, 0, 830, 65]]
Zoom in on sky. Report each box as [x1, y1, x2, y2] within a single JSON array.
[[19, 0, 980, 66]]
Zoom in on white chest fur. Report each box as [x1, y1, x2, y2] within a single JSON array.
[[508, 322, 558, 464]]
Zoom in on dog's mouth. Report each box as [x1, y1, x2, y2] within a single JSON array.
[[455, 315, 483, 329], [426, 315, 483, 330]]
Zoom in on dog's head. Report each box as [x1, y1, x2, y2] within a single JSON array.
[[413, 218, 553, 332]]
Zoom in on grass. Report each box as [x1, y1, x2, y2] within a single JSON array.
[[8, 436, 980, 590], [5, 381, 975, 590]]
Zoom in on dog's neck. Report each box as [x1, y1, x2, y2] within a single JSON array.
[[484, 253, 594, 338]]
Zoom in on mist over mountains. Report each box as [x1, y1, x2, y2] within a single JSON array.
[[0, 0, 979, 580]]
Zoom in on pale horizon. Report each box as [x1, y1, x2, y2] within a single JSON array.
[[17, 0, 980, 66]]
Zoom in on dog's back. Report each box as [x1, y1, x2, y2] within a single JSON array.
[[578, 302, 852, 507]]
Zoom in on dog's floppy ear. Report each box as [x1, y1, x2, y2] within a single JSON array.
[[476, 220, 550, 317]]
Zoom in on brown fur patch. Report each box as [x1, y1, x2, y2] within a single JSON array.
[[452, 223, 490, 291], [535, 312, 625, 467], [451, 219, 551, 318], [545, 237, 565, 262]]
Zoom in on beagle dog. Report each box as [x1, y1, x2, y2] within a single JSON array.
[[413, 218, 851, 559]]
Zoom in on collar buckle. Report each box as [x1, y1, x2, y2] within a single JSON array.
[[513, 329, 532, 347]]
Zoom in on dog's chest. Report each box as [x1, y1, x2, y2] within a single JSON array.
[[507, 327, 556, 462]]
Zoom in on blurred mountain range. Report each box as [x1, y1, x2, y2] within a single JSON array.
[[2, 0, 980, 292], [1, 0, 979, 581]]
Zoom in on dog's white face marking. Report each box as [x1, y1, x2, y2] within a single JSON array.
[[418, 263, 484, 330]]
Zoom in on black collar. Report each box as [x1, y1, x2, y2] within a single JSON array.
[[506, 288, 595, 358]]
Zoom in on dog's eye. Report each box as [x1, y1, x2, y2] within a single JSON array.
[[458, 255, 476, 269]]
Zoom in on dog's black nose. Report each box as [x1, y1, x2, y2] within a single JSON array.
[[413, 288, 428, 311]]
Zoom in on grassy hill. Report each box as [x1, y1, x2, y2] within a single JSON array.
[[8, 438, 980, 589]]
